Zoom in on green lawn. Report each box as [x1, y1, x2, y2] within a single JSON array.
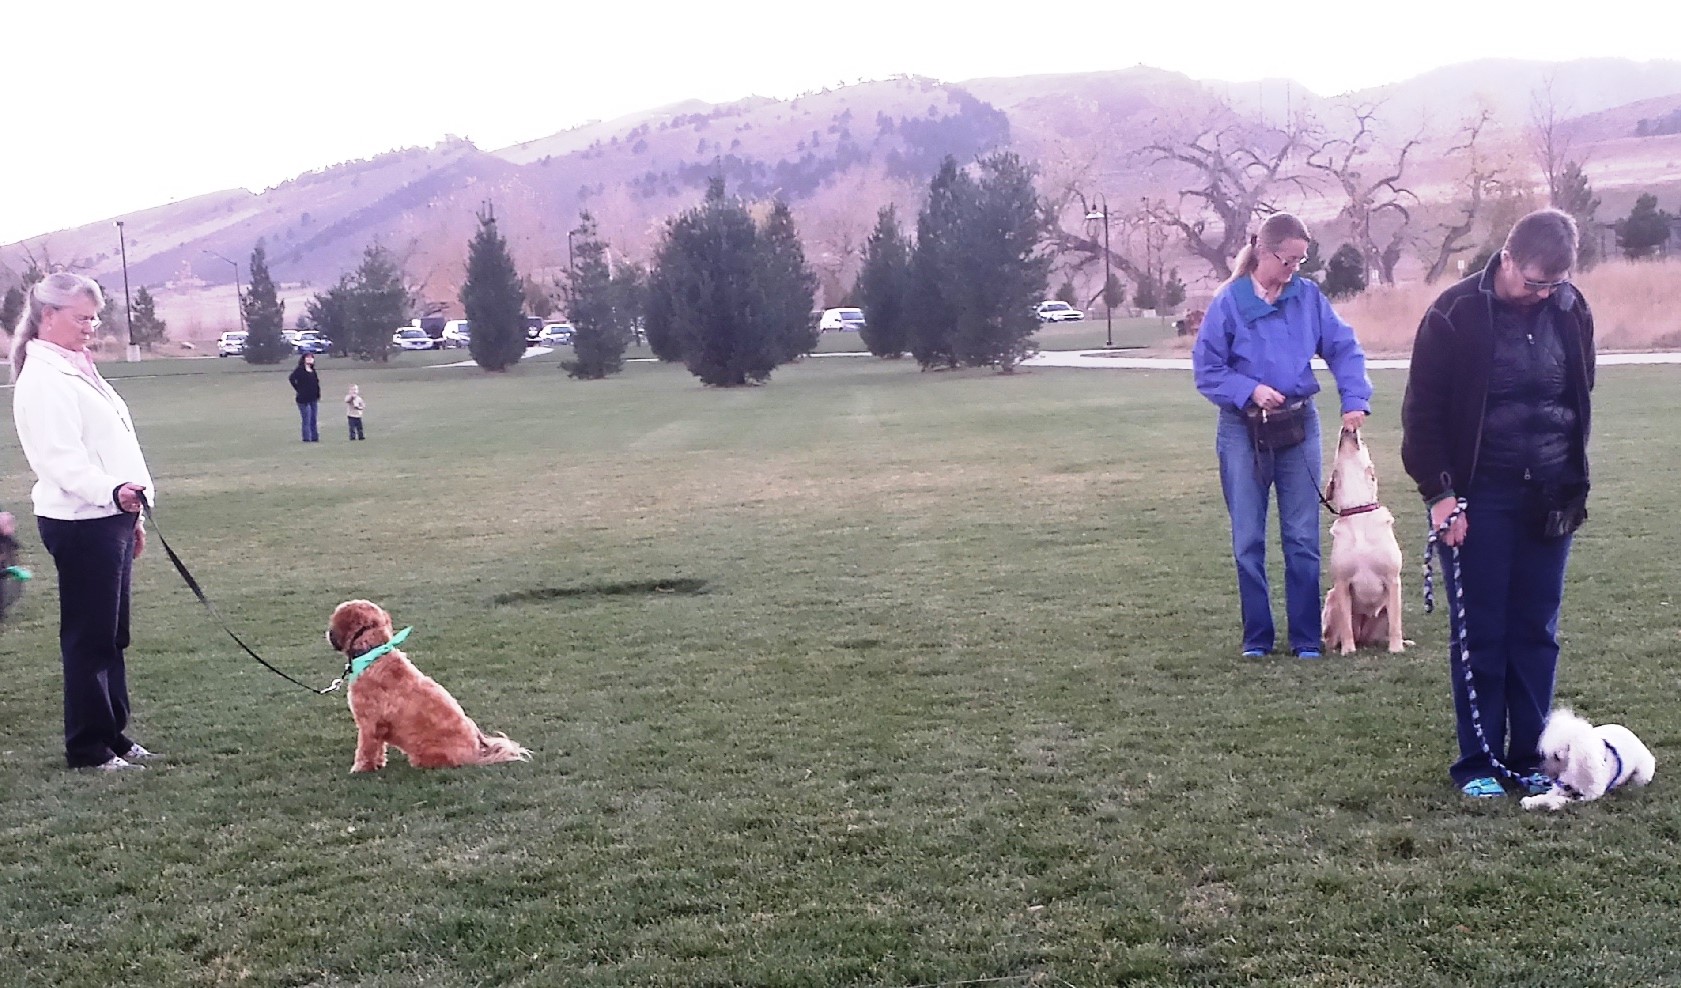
[[3, 352, 1679, 986]]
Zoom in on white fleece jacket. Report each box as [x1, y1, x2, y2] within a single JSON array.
[[13, 340, 156, 521]]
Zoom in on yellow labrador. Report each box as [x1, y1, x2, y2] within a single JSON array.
[[1321, 428, 1406, 654]]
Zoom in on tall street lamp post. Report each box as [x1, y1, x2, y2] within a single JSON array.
[[115, 221, 138, 361], [1081, 194, 1114, 349], [201, 250, 245, 331]]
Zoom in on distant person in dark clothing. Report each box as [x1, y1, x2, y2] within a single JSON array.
[[1401, 208, 1595, 800], [289, 352, 321, 442]]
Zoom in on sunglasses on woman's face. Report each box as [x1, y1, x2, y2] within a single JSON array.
[[1270, 251, 1308, 269]]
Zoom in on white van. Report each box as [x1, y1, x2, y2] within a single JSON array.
[[819, 307, 866, 332], [441, 320, 471, 348]]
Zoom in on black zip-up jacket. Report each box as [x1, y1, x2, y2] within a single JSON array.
[[288, 364, 322, 404], [1400, 255, 1595, 504]]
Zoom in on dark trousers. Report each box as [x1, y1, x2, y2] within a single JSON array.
[[348, 416, 364, 440], [298, 401, 319, 442], [1438, 476, 1573, 785], [38, 513, 138, 768]]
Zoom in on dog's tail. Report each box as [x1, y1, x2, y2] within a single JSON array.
[[472, 730, 532, 764]]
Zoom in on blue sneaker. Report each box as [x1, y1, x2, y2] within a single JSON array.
[[1459, 777, 1505, 799], [1295, 649, 1322, 660], [1518, 773, 1554, 796]]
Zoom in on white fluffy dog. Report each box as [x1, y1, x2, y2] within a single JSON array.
[[1520, 707, 1655, 811]]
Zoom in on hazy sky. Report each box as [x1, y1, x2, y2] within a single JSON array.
[[3, 0, 1669, 245]]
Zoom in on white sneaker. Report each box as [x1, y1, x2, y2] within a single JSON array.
[[91, 756, 143, 772], [121, 744, 160, 762]]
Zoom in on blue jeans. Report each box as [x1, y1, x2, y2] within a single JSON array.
[[1215, 407, 1322, 654], [1438, 476, 1573, 785], [298, 401, 319, 442]]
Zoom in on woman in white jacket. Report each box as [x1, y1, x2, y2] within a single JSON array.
[[11, 273, 159, 772]]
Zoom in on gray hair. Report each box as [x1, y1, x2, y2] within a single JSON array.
[[9, 272, 102, 381], [1503, 208, 1578, 278], [1225, 213, 1312, 288]]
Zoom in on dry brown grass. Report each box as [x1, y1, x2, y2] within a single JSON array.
[[1316, 257, 1681, 356]]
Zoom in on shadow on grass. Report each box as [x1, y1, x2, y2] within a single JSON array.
[[492, 578, 709, 605]]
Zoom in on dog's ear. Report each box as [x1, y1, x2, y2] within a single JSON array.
[[1323, 470, 1337, 503], [327, 599, 390, 654]]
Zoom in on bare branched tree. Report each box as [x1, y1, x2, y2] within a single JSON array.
[[1305, 104, 1420, 286], [1424, 111, 1504, 284], [1528, 74, 1578, 207], [1044, 185, 1148, 292], [1138, 115, 1322, 281]]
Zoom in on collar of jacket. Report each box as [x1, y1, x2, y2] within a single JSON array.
[[1232, 275, 1304, 323]]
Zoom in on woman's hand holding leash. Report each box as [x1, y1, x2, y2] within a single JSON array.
[[1431, 496, 1467, 547], [116, 483, 148, 559], [1341, 410, 1367, 432]]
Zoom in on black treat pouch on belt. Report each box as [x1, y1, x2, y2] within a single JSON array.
[[1244, 398, 1310, 451]]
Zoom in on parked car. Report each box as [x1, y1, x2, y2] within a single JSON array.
[[294, 330, 332, 355], [819, 307, 867, 332], [392, 328, 438, 351], [536, 323, 574, 346], [1035, 301, 1085, 323], [442, 319, 472, 349], [217, 331, 248, 357]]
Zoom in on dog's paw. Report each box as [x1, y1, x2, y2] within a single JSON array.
[[1521, 793, 1564, 811]]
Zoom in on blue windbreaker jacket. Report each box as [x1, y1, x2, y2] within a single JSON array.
[[1192, 275, 1373, 415]]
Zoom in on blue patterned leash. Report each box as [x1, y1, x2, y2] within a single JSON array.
[[1422, 498, 1523, 785]]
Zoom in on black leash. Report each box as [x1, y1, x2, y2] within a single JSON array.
[[141, 502, 339, 695]]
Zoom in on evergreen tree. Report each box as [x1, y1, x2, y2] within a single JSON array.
[[348, 245, 410, 360], [242, 242, 290, 364], [611, 262, 648, 348], [94, 280, 126, 348], [461, 205, 527, 371], [1132, 275, 1158, 312], [306, 278, 353, 359], [1101, 273, 1126, 312], [756, 200, 820, 363], [1054, 279, 1079, 306], [0, 286, 23, 333], [129, 286, 167, 349], [947, 151, 1049, 371], [642, 178, 809, 386], [856, 205, 913, 358], [1160, 268, 1187, 312], [1322, 243, 1368, 299], [1297, 241, 1326, 284], [1615, 192, 1671, 260], [561, 212, 629, 379], [906, 157, 967, 370], [1555, 160, 1602, 269], [643, 253, 682, 362]]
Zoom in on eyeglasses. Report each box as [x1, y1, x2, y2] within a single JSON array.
[[50, 307, 101, 330], [1521, 275, 1571, 292], [1271, 251, 1308, 269]]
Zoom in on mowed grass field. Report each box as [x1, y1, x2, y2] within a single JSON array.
[[3, 350, 1681, 987]]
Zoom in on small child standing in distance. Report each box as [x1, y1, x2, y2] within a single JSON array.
[[345, 384, 366, 440]]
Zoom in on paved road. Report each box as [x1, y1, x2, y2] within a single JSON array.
[[1023, 350, 1681, 370], [444, 347, 1681, 371]]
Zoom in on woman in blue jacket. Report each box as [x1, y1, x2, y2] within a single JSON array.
[[1193, 213, 1373, 659]]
